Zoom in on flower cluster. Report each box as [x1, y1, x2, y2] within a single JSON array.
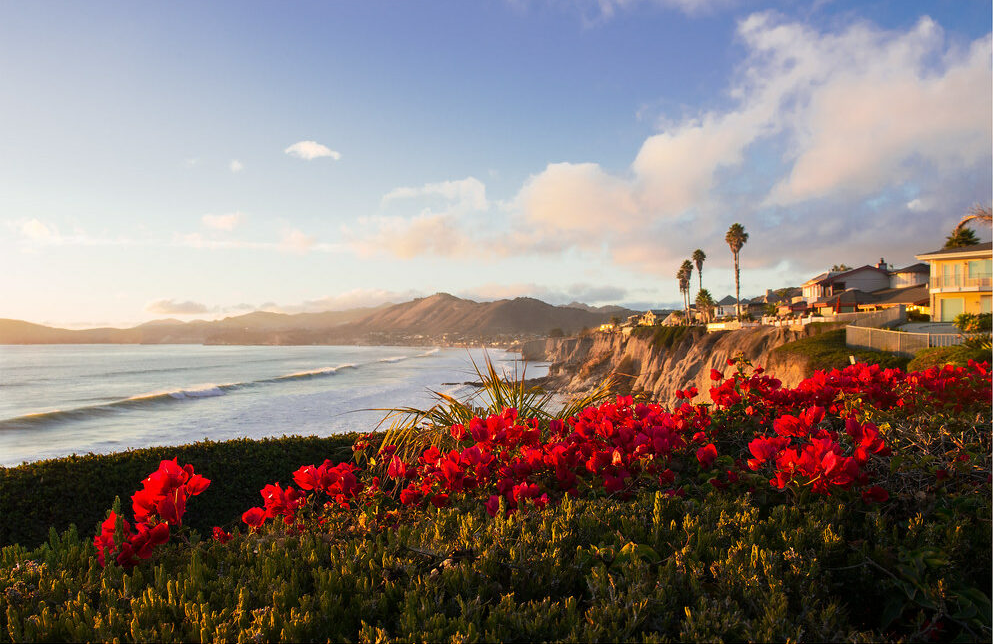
[[94, 459, 210, 568], [745, 407, 890, 501], [239, 461, 368, 531]]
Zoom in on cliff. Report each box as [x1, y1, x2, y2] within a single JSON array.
[[524, 325, 831, 405]]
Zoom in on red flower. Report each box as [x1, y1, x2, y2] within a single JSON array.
[[186, 473, 210, 496], [485, 495, 500, 517], [242, 507, 266, 529], [696, 443, 718, 469], [212, 527, 233, 544], [710, 369, 724, 381], [157, 486, 187, 526], [861, 486, 889, 503], [387, 456, 408, 480]]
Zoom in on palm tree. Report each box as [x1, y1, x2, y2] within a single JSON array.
[[952, 204, 991, 237], [695, 288, 716, 323], [677, 259, 693, 320], [725, 223, 749, 320], [692, 249, 706, 292], [945, 227, 981, 249]]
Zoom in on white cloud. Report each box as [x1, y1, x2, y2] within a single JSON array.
[[279, 228, 316, 253], [906, 198, 930, 212], [592, 0, 733, 19], [20, 219, 55, 241], [229, 159, 244, 173], [145, 299, 209, 315], [284, 140, 342, 161], [349, 213, 471, 259], [382, 177, 488, 212], [201, 212, 244, 231]]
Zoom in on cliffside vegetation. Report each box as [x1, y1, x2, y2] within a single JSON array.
[[771, 328, 910, 372]]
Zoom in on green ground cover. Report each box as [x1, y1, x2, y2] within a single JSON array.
[[772, 328, 911, 372]]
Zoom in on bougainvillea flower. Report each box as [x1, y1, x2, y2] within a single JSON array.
[[696, 443, 718, 469], [242, 507, 266, 529], [212, 527, 233, 544]]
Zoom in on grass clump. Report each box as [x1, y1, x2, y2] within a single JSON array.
[[773, 328, 910, 372], [908, 344, 992, 371]]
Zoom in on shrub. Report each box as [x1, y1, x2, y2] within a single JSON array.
[[0, 434, 358, 549]]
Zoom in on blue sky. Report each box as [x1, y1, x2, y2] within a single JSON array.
[[2, 0, 990, 326]]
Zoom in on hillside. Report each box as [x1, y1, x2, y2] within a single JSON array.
[[345, 294, 626, 338], [0, 295, 632, 346]]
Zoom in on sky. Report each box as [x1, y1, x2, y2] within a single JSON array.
[[1, 0, 991, 327]]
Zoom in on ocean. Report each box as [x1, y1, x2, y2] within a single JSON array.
[[0, 344, 548, 467]]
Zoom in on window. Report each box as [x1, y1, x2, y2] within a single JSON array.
[[941, 297, 964, 322], [982, 296, 992, 314], [967, 259, 992, 277]]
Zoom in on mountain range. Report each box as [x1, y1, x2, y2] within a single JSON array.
[[0, 294, 641, 346]]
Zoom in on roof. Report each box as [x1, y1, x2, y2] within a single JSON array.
[[812, 289, 880, 307], [716, 295, 737, 305], [866, 284, 930, 306], [889, 262, 929, 274], [802, 271, 837, 286], [803, 265, 889, 287], [917, 242, 993, 260]]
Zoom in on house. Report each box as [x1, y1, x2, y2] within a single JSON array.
[[714, 295, 737, 318], [638, 309, 669, 326], [855, 284, 930, 313], [915, 242, 992, 322], [888, 263, 929, 289], [801, 261, 891, 304], [661, 311, 684, 326]]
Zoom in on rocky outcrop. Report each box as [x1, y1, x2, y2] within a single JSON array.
[[526, 326, 829, 405]]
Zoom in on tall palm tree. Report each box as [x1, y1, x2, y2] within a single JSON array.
[[680, 259, 694, 321], [725, 223, 749, 320], [692, 249, 706, 292]]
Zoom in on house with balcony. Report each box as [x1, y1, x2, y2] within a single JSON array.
[[801, 262, 891, 304], [915, 242, 992, 322]]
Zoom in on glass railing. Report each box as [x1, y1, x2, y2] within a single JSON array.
[[932, 273, 993, 289]]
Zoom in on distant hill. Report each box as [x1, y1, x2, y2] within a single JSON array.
[[0, 295, 634, 346]]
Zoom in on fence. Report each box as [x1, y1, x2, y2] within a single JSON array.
[[845, 305, 963, 356]]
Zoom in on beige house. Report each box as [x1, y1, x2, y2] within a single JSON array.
[[916, 242, 992, 322]]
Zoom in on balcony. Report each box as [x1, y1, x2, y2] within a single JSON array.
[[930, 273, 993, 291]]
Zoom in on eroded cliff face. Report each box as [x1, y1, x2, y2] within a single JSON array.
[[524, 326, 824, 405]]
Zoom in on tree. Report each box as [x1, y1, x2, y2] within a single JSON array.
[[679, 260, 694, 321], [830, 264, 852, 272], [725, 223, 749, 320], [944, 227, 981, 249], [952, 204, 991, 237], [692, 249, 706, 292], [695, 289, 716, 323]]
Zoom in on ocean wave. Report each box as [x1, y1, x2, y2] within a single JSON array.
[[0, 383, 236, 429], [269, 364, 357, 382], [416, 347, 440, 358], [377, 356, 408, 363]]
